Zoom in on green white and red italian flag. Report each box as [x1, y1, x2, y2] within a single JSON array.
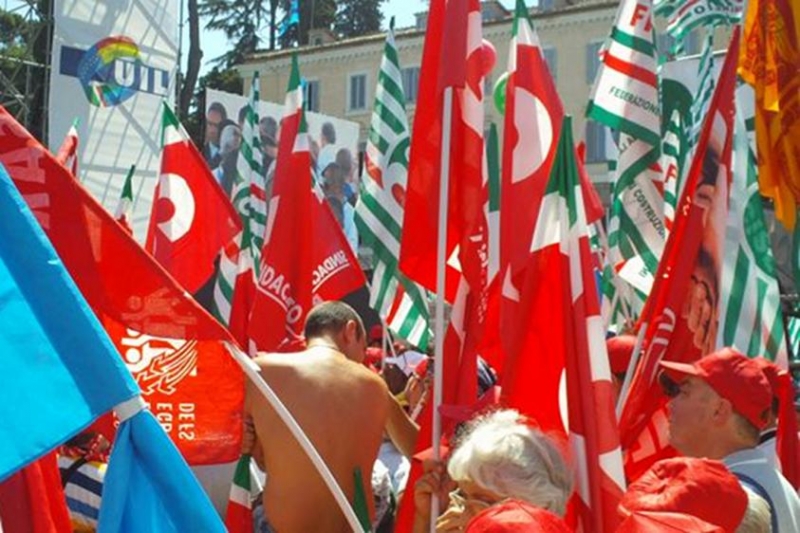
[[248, 55, 365, 351], [114, 164, 135, 234]]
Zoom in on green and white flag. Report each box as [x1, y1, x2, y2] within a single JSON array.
[[354, 21, 431, 350], [654, 0, 744, 44], [213, 74, 262, 334], [717, 100, 788, 363], [690, 33, 716, 148], [239, 71, 267, 259], [587, 0, 661, 146]]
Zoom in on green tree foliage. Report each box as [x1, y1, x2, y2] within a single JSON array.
[[334, 0, 384, 39], [278, 0, 337, 48], [198, 0, 282, 67], [0, 1, 51, 140]]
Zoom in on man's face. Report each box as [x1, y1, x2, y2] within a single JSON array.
[[206, 109, 223, 145], [667, 376, 720, 457]]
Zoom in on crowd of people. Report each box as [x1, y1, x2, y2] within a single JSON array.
[[229, 302, 798, 532]]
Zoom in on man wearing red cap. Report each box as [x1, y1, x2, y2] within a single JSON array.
[[660, 348, 800, 532]]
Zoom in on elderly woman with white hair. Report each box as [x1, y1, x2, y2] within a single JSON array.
[[413, 409, 573, 532]]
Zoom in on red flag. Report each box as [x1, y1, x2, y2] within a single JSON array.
[[500, 116, 626, 532], [0, 453, 71, 533], [54, 123, 79, 177], [394, 0, 492, 529], [146, 103, 241, 293], [248, 57, 365, 351], [0, 105, 244, 465], [618, 29, 740, 479], [498, 0, 566, 382]]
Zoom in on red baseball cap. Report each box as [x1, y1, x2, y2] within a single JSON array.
[[619, 458, 746, 533], [607, 334, 637, 375], [617, 511, 724, 532], [465, 499, 570, 533], [658, 347, 772, 429]]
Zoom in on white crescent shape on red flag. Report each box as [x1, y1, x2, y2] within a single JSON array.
[[512, 87, 553, 184], [155, 172, 195, 242]]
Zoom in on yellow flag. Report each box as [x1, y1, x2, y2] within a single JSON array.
[[739, 0, 800, 229]]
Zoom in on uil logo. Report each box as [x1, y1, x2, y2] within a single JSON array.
[[120, 329, 198, 395]]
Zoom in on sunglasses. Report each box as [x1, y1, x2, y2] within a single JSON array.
[[659, 371, 681, 398]]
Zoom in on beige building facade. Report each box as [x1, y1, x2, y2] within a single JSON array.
[[238, 1, 639, 189]]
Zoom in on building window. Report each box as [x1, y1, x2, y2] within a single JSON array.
[[586, 41, 603, 84], [585, 121, 608, 164], [304, 80, 319, 112], [543, 47, 557, 84], [348, 73, 367, 111], [401, 67, 420, 103]]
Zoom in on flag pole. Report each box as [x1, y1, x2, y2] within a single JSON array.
[[225, 343, 366, 533], [616, 323, 647, 417], [430, 85, 454, 533]]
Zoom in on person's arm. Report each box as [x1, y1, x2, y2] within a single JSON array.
[[385, 390, 420, 458]]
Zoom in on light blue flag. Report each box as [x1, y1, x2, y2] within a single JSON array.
[[0, 163, 139, 482], [98, 409, 225, 532], [278, 0, 300, 37]]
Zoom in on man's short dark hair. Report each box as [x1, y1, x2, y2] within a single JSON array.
[[321, 121, 336, 144], [208, 101, 227, 119], [304, 301, 364, 340], [238, 105, 249, 125]]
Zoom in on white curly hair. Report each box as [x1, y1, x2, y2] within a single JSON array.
[[447, 409, 573, 516]]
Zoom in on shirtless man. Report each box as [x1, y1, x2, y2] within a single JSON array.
[[247, 301, 418, 532]]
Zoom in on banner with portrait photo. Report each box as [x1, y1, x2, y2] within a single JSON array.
[[49, 0, 178, 242], [204, 88, 361, 247]]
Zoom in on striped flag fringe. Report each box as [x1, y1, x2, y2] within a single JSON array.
[[240, 72, 268, 260], [354, 20, 432, 351], [717, 99, 789, 364]]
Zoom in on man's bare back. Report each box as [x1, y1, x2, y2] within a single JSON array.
[[247, 346, 390, 532]]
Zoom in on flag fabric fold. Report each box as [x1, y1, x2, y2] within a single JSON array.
[[0, 106, 243, 466], [97, 409, 225, 532], [224, 454, 253, 533], [739, 0, 800, 229], [146, 102, 241, 294]]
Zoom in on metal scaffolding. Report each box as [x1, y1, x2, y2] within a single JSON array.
[[0, 0, 52, 139]]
